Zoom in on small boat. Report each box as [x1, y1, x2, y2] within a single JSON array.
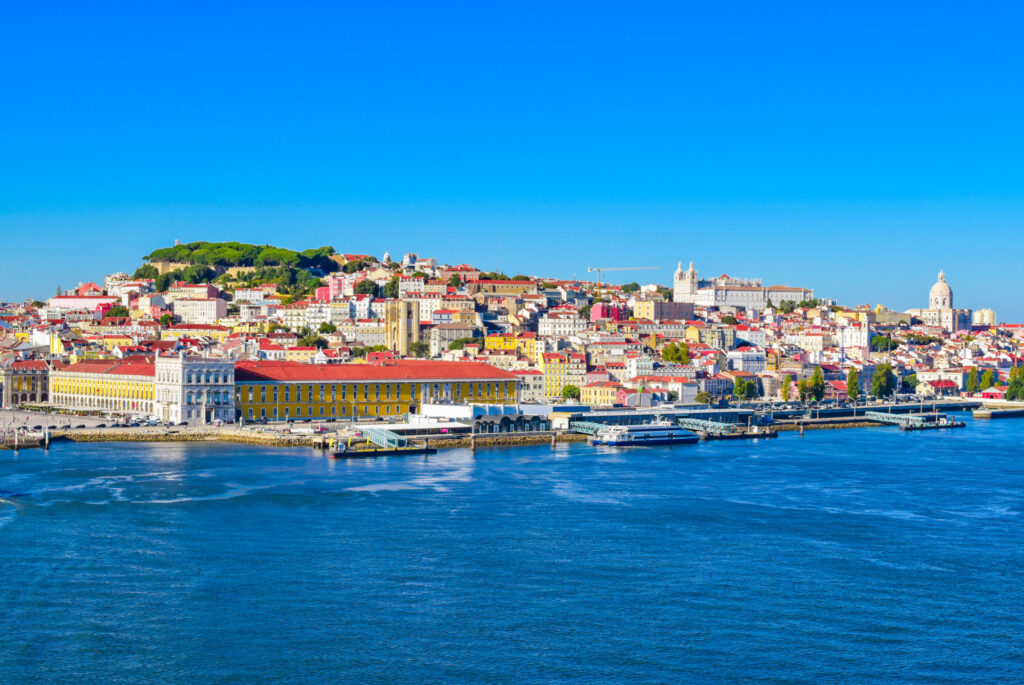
[[589, 421, 699, 447]]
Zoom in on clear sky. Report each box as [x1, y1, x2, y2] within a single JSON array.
[[2, 2, 1022, 318]]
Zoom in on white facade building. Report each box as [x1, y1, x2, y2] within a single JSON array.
[[154, 353, 236, 424], [172, 298, 228, 325]]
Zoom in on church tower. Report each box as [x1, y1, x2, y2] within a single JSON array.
[[673, 261, 699, 304]]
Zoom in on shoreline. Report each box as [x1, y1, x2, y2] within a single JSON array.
[[7, 420, 891, 451]]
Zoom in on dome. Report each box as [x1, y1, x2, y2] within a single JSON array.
[[929, 270, 953, 310]]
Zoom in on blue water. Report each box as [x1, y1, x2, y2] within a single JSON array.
[[2, 421, 1023, 683]]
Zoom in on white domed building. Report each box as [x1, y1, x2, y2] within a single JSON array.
[[905, 270, 972, 332]]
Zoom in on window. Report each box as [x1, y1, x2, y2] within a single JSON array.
[[319, 385, 325, 401], [385, 384, 391, 400], [331, 385, 336, 401], [410, 384, 416, 399], [341, 385, 347, 400]]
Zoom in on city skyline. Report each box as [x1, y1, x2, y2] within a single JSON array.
[[2, 2, 1022, 316]]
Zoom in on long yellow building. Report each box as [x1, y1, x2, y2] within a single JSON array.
[[234, 359, 518, 422], [49, 358, 156, 414]]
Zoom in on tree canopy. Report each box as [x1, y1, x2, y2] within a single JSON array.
[[145, 241, 338, 273], [872, 363, 897, 398]]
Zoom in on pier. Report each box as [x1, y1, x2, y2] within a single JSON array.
[[863, 411, 965, 431]]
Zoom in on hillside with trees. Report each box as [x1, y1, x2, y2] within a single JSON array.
[[134, 242, 345, 297]]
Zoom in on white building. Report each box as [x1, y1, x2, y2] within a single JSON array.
[[904, 271, 972, 333], [154, 353, 235, 424], [538, 313, 589, 338], [973, 308, 997, 326], [172, 298, 228, 325], [726, 347, 766, 373], [673, 260, 813, 311]]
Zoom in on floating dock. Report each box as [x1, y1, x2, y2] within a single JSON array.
[[863, 411, 965, 431], [331, 445, 437, 459]]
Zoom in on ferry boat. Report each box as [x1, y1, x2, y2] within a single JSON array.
[[589, 421, 699, 447]]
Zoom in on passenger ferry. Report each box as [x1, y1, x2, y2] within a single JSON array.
[[589, 420, 699, 447]]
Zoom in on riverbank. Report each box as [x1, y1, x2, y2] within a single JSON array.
[[39, 427, 592, 450]]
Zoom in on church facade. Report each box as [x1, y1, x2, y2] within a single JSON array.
[[673, 261, 813, 311], [904, 270, 971, 333]]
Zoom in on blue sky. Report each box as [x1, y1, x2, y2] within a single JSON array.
[[2, 2, 1022, 317]]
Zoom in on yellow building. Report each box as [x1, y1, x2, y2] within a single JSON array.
[[283, 346, 318, 363], [581, 381, 620, 407], [541, 352, 587, 399], [100, 334, 133, 351], [234, 359, 518, 422], [49, 358, 156, 414], [485, 334, 517, 352]]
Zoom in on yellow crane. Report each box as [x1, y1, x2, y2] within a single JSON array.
[[586, 266, 659, 293]]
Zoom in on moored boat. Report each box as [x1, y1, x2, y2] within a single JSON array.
[[589, 420, 699, 447]]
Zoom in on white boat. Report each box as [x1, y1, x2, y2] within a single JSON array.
[[589, 420, 699, 447]]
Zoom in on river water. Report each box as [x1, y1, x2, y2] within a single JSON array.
[[1, 420, 1022, 683]]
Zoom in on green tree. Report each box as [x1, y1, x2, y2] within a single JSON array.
[[733, 378, 757, 401], [154, 272, 174, 292], [871, 362, 897, 399], [846, 367, 860, 401], [408, 341, 430, 358], [105, 305, 130, 318], [382, 276, 400, 299], [809, 366, 826, 402], [133, 264, 159, 280], [720, 315, 738, 325], [1006, 373, 1024, 401], [781, 374, 792, 402], [159, 313, 175, 327], [621, 282, 641, 293], [903, 373, 918, 391], [695, 391, 713, 406], [871, 336, 899, 352], [561, 385, 581, 401], [966, 367, 979, 393], [354, 280, 377, 296], [797, 379, 810, 402], [662, 342, 690, 364], [980, 369, 995, 390], [448, 337, 484, 351], [180, 265, 216, 284], [318, 322, 337, 334], [447, 274, 462, 288], [298, 335, 329, 349]]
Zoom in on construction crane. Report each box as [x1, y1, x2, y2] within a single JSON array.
[[586, 266, 659, 293]]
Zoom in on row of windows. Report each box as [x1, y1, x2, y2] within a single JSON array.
[[236, 381, 515, 404], [243, 403, 416, 420]]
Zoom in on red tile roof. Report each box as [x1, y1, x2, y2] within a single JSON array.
[[52, 358, 156, 377], [234, 359, 515, 383]]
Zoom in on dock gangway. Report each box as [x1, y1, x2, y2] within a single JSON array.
[[360, 427, 408, 448], [676, 418, 738, 435], [569, 421, 610, 436]]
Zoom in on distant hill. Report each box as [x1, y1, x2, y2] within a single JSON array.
[[134, 241, 374, 296], [144, 241, 338, 271]]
